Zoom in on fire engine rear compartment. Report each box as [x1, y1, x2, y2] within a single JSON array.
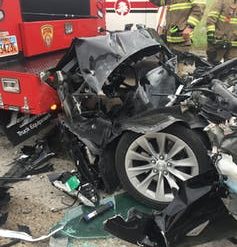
[[20, 0, 91, 21]]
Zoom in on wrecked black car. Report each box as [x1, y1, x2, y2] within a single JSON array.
[[105, 58, 237, 247], [51, 28, 212, 208]]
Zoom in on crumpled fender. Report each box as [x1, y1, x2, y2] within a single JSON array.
[[121, 113, 185, 134], [120, 109, 206, 134]]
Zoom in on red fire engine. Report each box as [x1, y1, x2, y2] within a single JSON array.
[[0, 0, 105, 144]]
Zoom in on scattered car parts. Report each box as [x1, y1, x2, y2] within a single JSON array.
[[0, 140, 55, 185], [48, 171, 98, 208], [0, 224, 64, 242], [0, 225, 32, 247], [0, 139, 55, 227], [104, 171, 237, 247]]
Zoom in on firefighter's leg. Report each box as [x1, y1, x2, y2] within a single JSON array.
[[207, 43, 217, 64], [207, 43, 225, 65], [216, 49, 226, 63], [224, 47, 237, 61]]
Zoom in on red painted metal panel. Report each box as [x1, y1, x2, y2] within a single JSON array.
[[0, 0, 106, 57], [0, 70, 60, 114], [94, 0, 107, 29], [20, 18, 105, 57], [92, 0, 105, 16], [0, 0, 23, 50]]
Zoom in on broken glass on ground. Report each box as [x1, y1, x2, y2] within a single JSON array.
[[52, 192, 152, 240]]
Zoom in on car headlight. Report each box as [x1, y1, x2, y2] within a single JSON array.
[[1, 78, 20, 93], [0, 10, 5, 21]]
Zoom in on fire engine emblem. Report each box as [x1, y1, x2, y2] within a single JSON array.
[[114, 0, 131, 16], [41, 25, 54, 47]]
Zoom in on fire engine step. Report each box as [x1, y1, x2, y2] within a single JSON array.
[[0, 51, 65, 75]]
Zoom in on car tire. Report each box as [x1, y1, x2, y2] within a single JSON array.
[[115, 124, 211, 209]]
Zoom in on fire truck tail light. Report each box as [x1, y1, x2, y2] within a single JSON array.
[[50, 104, 58, 111], [1, 78, 20, 93], [0, 10, 4, 21]]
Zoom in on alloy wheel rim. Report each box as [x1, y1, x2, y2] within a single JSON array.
[[125, 132, 199, 203]]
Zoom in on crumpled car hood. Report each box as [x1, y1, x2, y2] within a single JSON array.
[[56, 28, 170, 93]]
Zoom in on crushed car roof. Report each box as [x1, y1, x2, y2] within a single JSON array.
[[56, 28, 170, 92]]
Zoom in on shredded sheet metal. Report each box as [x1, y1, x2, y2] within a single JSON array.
[[104, 171, 237, 247], [56, 28, 169, 93], [0, 225, 64, 242]]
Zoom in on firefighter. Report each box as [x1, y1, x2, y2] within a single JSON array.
[[149, 0, 206, 52], [206, 0, 237, 64]]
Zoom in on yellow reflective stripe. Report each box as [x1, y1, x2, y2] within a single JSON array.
[[170, 2, 192, 7], [167, 36, 185, 42], [191, 0, 206, 4], [167, 36, 185, 40], [187, 16, 200, 26], [209, 11, 219, 15], [219, 15, 225, 20], [215, 40, 237, 47], [208, 13, 219, 18], [169, 2, 192, 11], [167, 35, 193, 42], [167, 36, 193, 42], [208, 11, 219, 18], [231, 41, 237, 47], [207, 25, 215, 32], [219, 15, 237, 24], [169, 6, 192, 10]]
